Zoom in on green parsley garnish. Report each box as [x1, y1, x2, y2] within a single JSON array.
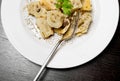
[[56, 0, 73, 16]]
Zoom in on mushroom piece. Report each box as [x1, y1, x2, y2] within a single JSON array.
[[27, 1, 42, 18], [47, 10, 65, 28], [54, 19, 70, 35], [36, 18, 54, 39], [75, 12, 92, 36]]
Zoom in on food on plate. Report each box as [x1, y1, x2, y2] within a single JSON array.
[[75, 12, 92, 36], [70, 0, 82, 11], [27, 1, 41, 18], [81, 0, 92, 11], [47, 10, 65, 28], [40, 0, 57, 10], [62, 17, 76, 40], [26, 0, 92, 39], [54, 18, 70, 35], [36, 18, 54, 39]]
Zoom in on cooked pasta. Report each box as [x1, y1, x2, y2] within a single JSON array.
[[27, 0, 92, 39]]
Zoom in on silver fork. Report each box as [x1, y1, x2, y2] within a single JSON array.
[[33, 12, 79, 81], [27, 1, 80, 81]]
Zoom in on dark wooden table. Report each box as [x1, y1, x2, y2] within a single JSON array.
[[0, 0, 120, 81]]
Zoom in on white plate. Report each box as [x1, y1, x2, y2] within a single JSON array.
[[1, 0, 119, 68]]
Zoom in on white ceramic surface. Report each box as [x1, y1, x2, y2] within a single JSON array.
[[1, 0, 119, 68]]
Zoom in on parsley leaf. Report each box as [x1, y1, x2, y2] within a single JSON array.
[[62, 7, 71, 16], [56, 3, 61, 8], [56, 0, 73, 16], [62, 1, 73, 9]]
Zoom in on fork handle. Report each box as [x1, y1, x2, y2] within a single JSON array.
[[33, 40, 63, 81]]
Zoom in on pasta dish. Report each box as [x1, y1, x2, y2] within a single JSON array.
[[26, 0, 92, 39]]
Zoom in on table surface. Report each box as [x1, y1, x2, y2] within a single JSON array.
[[0, 0, 120, 81]]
